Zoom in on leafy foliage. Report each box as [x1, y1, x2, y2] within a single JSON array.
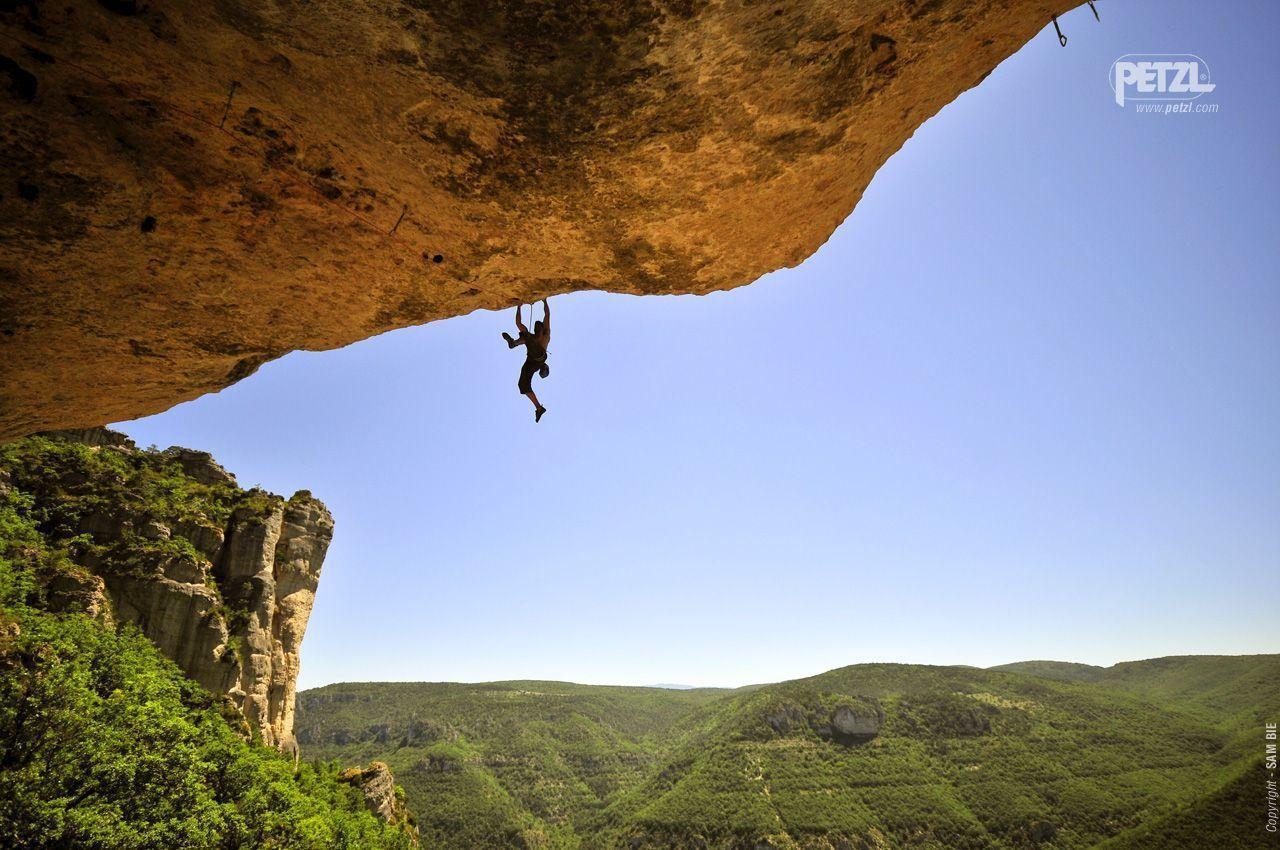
[[1095, 760, 1266, 850], [0, 436, 240, 540]]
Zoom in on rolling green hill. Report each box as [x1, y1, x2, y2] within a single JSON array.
[[987, 661, 1106, 683], [992, 655, 1276, 722], [298, 657, 1278, 849], [1097, 656, 1278, 734], [295, 681, 729, 848], [991, 655, 1278, 762]]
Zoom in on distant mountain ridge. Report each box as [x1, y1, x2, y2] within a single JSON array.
[[987, 660, 1107, 682], [298, 654, 1277, 849]]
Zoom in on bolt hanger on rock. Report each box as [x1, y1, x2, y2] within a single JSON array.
[[1053, 4, 1101, 48]]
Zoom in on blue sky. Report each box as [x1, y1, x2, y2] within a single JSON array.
[[116, 0, 1279, 689]]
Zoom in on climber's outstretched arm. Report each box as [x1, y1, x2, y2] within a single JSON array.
[[514, 304, 527, 332], [541, 299, 550, 337]]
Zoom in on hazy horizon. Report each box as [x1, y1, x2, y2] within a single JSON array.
[[115, 0, 1279, 692]]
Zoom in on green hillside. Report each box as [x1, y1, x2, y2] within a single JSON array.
[[994, 655, 1279, 761], [991, 655, 1276, 721], [1095, 760, 1264, 850], [1097, 656, 1278, 732], [296, 681, 728, 847], [299, 658, 1277, 849]]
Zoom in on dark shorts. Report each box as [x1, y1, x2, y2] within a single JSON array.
[[517, 333, 547, 394], [518, 358, 540, 394]]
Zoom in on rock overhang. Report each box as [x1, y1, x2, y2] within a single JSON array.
[[1, 0, 1079, 439]]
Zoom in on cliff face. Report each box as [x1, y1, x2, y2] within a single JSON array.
[[0, 428, 331, 751], [0, 0, 1077, 439], [109, 493, 331, 750]]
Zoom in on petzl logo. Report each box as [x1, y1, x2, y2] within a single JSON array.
[[1110, 54, 1215, 107]]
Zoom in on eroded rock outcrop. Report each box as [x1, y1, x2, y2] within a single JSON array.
[[829, 700, 883, 743], [0, 0, 1079, 439], [0, 427, 331, 750], [339, 762, 420, 844], [760, 692, 884, 744]]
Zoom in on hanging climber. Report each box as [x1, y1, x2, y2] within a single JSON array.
[[502, 299, 551, 422]]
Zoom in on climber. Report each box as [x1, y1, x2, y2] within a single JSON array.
[[501, 299, 551, 422]]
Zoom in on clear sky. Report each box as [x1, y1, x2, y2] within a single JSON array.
[[115, 0, 1279, 690]]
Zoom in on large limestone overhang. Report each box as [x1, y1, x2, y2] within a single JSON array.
[[1, 0, 1077, 439]]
